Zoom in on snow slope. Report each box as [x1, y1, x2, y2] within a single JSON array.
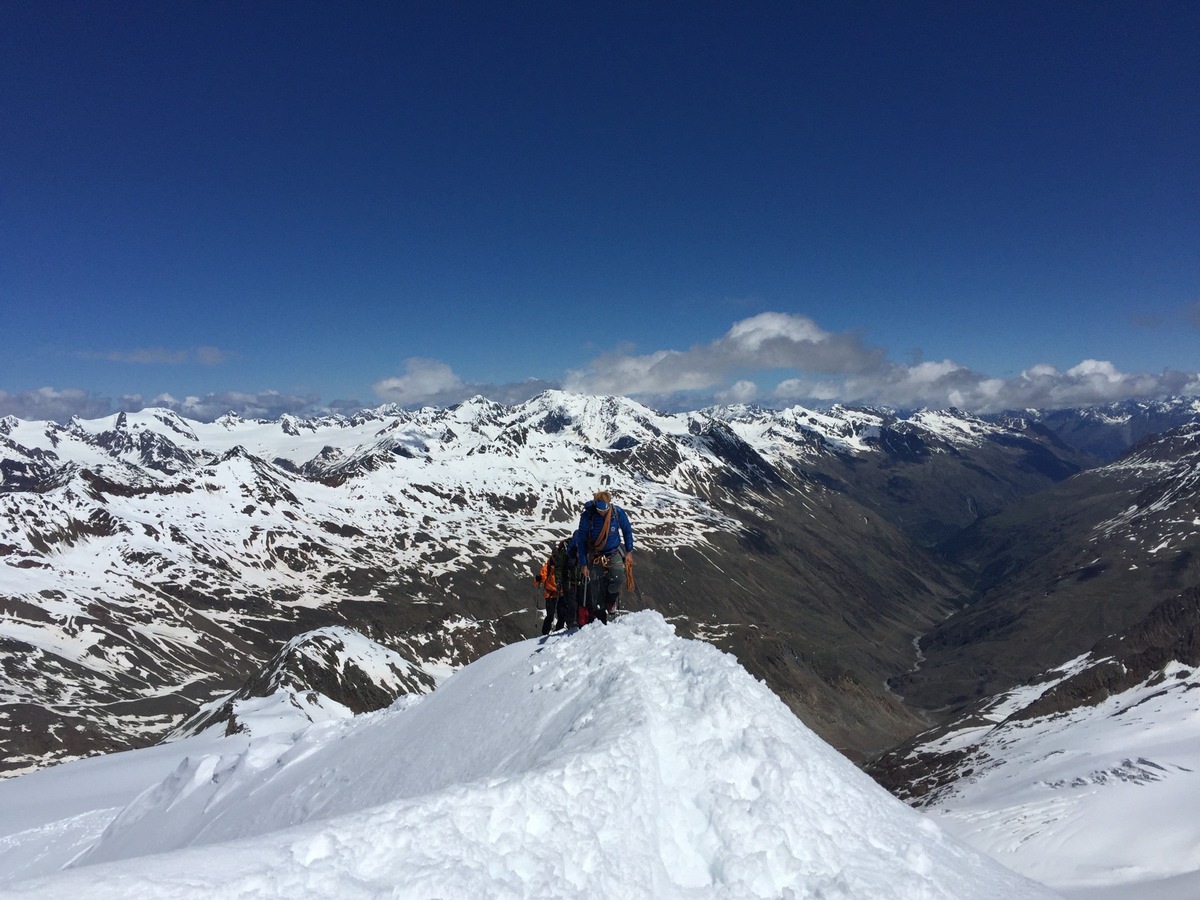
[[0, 613, 1054, 899], [917, 657, 1200, 899]]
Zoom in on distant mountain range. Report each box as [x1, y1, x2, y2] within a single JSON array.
[[1, 392, 1198, 783]]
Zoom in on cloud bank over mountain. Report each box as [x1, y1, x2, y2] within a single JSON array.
[[561, 313, 1199, 413], [5, 313, 1197, 421]]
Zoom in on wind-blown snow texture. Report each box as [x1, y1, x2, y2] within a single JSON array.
[[913, 653, 1200, 899], [0, 613, 1054, 899]]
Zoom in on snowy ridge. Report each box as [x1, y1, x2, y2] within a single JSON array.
[[0, 613, 1055, 898], [167, 626, 439, 740]]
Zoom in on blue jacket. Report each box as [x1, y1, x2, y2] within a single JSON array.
[[577, 500, 633, 566]]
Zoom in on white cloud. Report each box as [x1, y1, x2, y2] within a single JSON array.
[[564, 312, 887, 398], [726, 312, 829, 350], [372, 359, 466, 406], [0, 387, 113, 422], [716, 380, 759, 405], [194, 346, 229, 366], [159, 391, 321, 421], [0, 387, 328, 423], [373, 358, 556, 408], [10, 314, 1198, 424], [123, 391, 319, 422], [769, 359, 1199, 414], [79, 346, 232, 366], [560, 311, 1199, 414]]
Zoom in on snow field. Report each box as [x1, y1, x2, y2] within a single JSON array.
[[0, 613, 1054, 898]]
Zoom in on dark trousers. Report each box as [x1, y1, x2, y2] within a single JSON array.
[[542, 589, 582, 634], [586, 552, 622, 624]]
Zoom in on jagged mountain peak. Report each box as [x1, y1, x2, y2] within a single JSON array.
[[506, 391, 674, 450]]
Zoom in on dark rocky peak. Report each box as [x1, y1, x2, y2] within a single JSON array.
[[218, 445, 254, 463], [65, 416, 92, 441], [135, 430, 198, 474], [700, 402, 770, 422], [450, 395, 506, 427], [75, 464, 190, 500], [1117, 421, 1200, 467], [279, 415, 304, 437], [303, 445, 398, 484], [213, 446, 294, 485], [870, 587, 1200, 804], [992, 414, 1088, 456], [0, 453, 74, 494], [93, 427, 137, 457], [246, 625, 437, 709], [41, 421, 68, 448], [539, 409, 571, 434], [872, 426, 937, 462], [150, 409, 199, 442], [685, 418, 788, 490]]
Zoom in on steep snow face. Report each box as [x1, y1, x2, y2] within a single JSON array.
[[0, 613, 1053, 899], [918, 658, 1200, 898]]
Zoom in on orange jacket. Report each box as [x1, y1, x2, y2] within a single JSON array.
[[535, 558, 558, 599]]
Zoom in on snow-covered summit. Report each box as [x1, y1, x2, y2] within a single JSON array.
[[0, 612, 1054, 898]]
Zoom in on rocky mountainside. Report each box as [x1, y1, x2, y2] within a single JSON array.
[[887, 421, 1200, 716], [721, 404, 1092, 545], [0, 392, 1155, 775], [869, 584, 1200, 803]]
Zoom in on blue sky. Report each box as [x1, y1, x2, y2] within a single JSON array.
[[3, 1, 1198, 420]]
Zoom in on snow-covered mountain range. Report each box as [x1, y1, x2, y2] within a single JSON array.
[[1, 390, 1114, 774], [3, 391, 1200, 896]]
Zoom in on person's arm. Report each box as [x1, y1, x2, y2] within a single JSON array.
[[576, 512, 591, 572]]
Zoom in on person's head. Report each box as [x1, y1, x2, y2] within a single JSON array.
[[593, 490, 611, 510]]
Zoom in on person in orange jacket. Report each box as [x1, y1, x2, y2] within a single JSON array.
[[534, 546, 563, 636]]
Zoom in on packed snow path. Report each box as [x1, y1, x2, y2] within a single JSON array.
[[0, 613, 1054, 898]]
